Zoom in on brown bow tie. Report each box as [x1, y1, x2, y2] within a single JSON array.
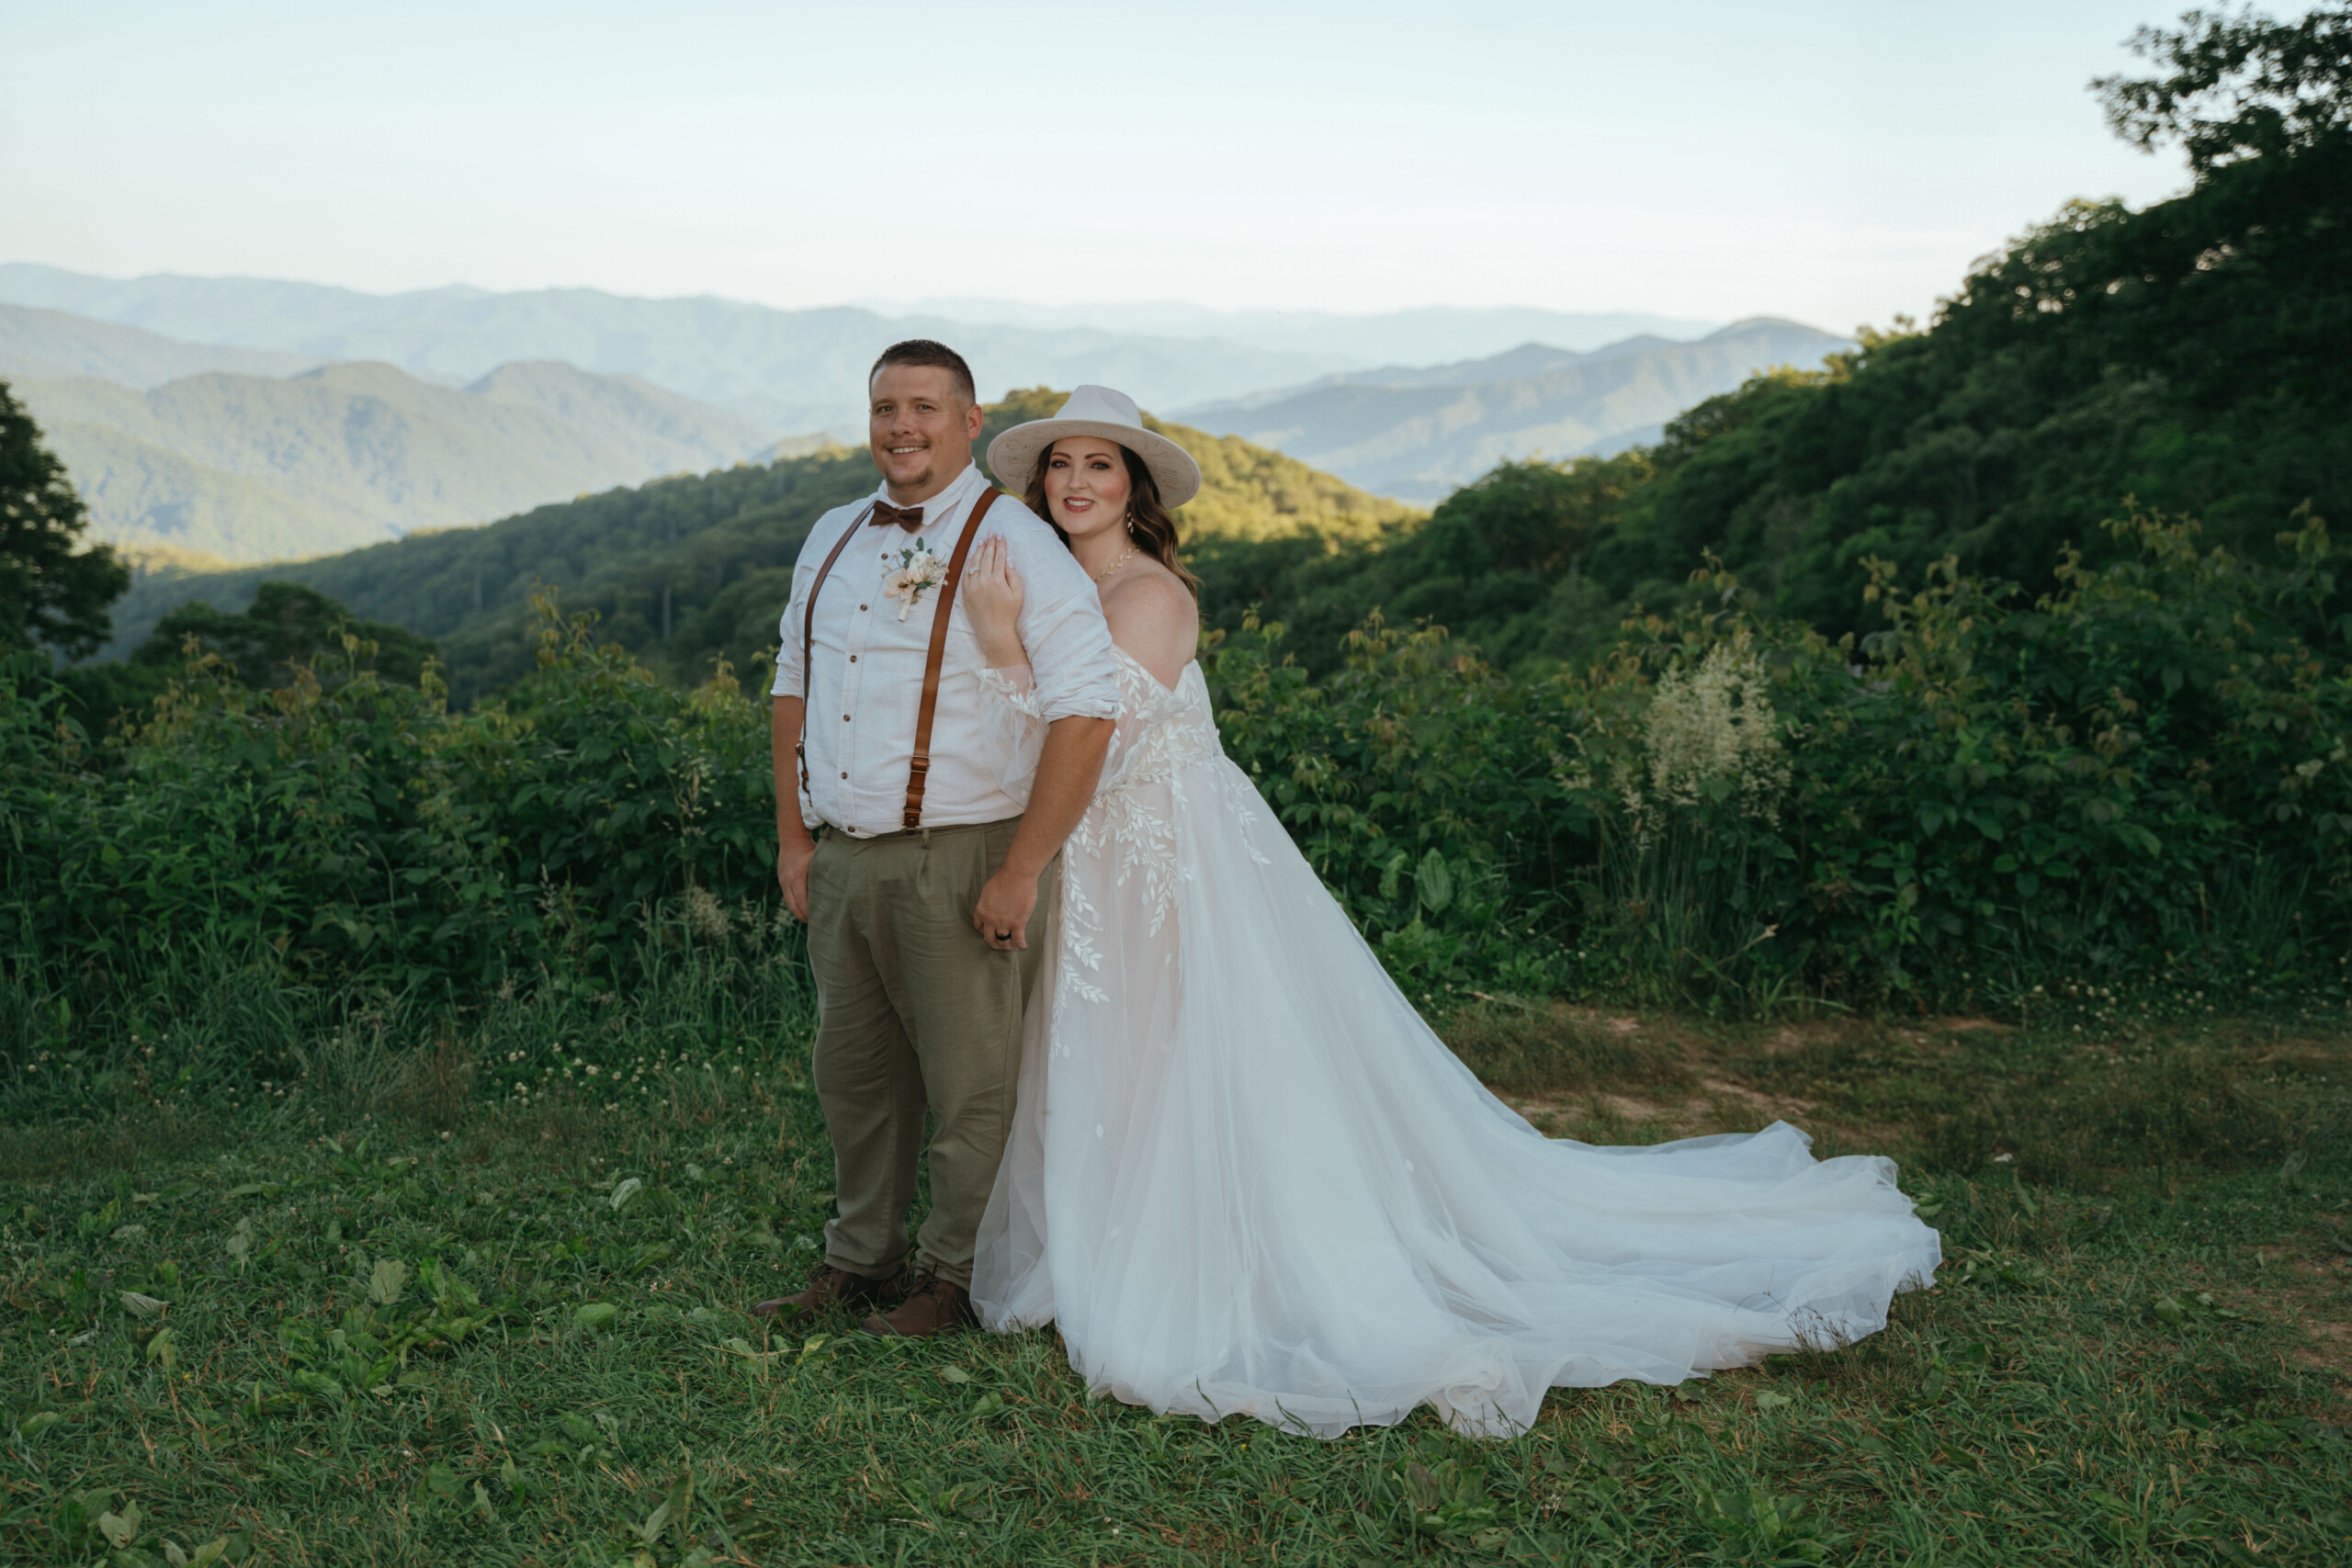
[[869, 500, 924, 532]]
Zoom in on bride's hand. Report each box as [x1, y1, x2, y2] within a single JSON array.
[[962, 535, 1029, 668]]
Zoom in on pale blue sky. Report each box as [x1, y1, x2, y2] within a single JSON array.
[[0, 0, 2205, 333]]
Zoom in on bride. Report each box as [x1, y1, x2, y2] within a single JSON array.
[[961, 386, 1939, 1438]]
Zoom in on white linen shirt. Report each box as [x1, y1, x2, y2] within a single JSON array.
[[772, 462, 1118, 837]]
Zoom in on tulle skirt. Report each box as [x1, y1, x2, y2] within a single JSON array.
[[973, 756, 1939, 1438]]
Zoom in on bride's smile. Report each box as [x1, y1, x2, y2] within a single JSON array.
[[1041, 437, 1139, 576]]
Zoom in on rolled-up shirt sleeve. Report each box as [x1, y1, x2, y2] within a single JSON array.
[[768, 528, 831, 698], [1008, 528, 1119, 722], [771, 596, 803, 697]]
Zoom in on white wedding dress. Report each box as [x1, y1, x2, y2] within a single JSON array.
[[970, 649, 1939, 1437]]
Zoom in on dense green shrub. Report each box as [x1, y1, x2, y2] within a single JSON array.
[[6, 512, 2348, 1040], [55, 580, 444, 730], [1204, 509, 2352, 1005], [3, 603, 780, 1002], [1204, 613, 1577, 1000]]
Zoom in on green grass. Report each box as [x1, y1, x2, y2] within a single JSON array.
[[1, 959, 2347, 1566]]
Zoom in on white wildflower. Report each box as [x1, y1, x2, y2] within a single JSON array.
[[684, 885, 730, 942], [1632, 641, 1792, 834]]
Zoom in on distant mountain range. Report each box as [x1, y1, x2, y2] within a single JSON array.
[[3, 303, 783, 560], [0, 301, 322, 386], [0, 265, 1324, 434], [0, 265, 1728, 438], [855, 299, 1721, 367], [1176, 319, 1853, 501], [0, 262, 1842, 564]]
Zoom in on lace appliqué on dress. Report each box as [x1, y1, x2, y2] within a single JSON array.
[[1214, 766, 1275, 867], [976, 666, 1047, 717], [977, 649, 1247, 1027], [1051, 865, 1110, 1047]]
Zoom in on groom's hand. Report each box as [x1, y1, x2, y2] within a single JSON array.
[[777, 835, 816, 921], [973, 869, 1037, 951], [974, 714, 1109, 953]]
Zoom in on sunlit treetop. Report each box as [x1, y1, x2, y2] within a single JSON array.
[[2095, 2, 2352, 177]]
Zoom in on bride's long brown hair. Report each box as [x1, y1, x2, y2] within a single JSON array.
[[1023, 438, 1200, 595]]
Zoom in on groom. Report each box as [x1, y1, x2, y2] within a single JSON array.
[[759, 340, 1117, 1337]]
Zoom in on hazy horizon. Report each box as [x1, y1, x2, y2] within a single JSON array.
[[0, 1, 2208, 335], [0, 264, 1729, 337]]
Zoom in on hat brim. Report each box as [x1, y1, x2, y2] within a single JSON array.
[[986, 419, 1204, 511]]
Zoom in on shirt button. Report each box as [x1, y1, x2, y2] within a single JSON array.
[[850, 654, 857, 662], [859, 604, 868, 611], [839, 772, 847, 779], [842, 714, 851, 721]]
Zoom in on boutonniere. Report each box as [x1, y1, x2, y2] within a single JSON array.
[[882, 536, 948, 622]]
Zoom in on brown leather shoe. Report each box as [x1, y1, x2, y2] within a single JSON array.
[[751, 1263, 908, 1322], [861, 1271, 976, 1338]]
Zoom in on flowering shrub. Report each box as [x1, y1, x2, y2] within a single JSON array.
[[1622, 640, 1791, 830]]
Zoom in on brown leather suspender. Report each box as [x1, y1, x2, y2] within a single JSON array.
[[905, 487, 999, 828], [797, 488, 1004, 830], [796, 502, 872, 798]]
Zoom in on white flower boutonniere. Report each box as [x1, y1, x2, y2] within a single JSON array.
[[882, 536, 948, 622]]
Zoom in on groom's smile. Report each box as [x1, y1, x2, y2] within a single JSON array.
[[869, 362, 983, 505]]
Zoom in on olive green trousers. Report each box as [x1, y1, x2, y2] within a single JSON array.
[[804, 818, 1053, 1289]]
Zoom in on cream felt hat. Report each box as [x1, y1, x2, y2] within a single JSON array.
[[985, 385, 1203, 510]]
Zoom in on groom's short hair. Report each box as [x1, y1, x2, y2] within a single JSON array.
[[870, 339, 976, 404]]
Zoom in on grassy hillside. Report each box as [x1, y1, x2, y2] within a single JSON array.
[[11, 357, 782, 562], [2, 993, 2341, 1565], [96, 393, 1420, 705]]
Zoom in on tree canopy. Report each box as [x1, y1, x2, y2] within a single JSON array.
[[0, 378, 127, 660], [2096, 1, 2352, 175], [140, 581, 437, 687], [57, 581, 442, 727]]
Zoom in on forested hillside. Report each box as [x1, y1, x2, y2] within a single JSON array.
[[7, 351, 785, 561], [94, 398, 1419, 705], [1193, 63, 2352, 672]]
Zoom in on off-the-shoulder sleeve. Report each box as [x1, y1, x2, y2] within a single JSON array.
[[975, 664, 1047, 806]]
